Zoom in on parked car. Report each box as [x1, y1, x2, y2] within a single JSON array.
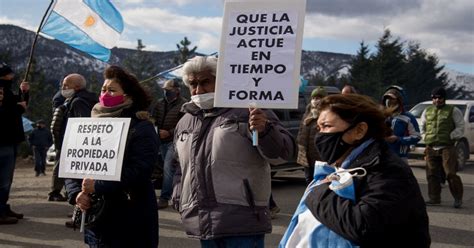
[[46, 145, 56, 166], [270, 86, 341, 174], [409, 100, 474, 170]]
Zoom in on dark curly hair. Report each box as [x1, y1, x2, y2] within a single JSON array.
[[103, 66, 150, 111], [316, 94, 392, 141]]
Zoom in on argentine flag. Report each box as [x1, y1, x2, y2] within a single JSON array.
[[41, 0, 124, 62]]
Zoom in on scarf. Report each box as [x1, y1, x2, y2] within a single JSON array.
[[91, 99, 133, 118]]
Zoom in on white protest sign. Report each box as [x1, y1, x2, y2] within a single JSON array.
[[59, 118, 130, 181], [214, 0, 306, 109]]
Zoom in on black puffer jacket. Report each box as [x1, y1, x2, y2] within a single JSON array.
[[305, 141, 430, 247], [51, 89, 97, 149]]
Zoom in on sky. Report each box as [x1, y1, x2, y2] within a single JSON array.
[[0, 0, 473, 74]]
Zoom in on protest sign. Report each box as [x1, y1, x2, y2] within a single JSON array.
[[215, 0, 306, 109], [59, 117, 130, 181]]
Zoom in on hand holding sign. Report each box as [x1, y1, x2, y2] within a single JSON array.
[[82, 178, 95, 194], [249, 108, 268, 133]]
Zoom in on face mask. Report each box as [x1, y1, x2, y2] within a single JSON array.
[[314, 126, 354, 165], [99, 92, 124, 107], [61, 89, 75, 98], [164, 90, 177, 102], [191, 92, 215, 110], [311, 99, 319, 108]]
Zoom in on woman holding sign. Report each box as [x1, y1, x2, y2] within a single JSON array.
[[65, 66, 159, 247]]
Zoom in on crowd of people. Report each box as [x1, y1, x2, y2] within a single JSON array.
[[0, 56, 467, 247]]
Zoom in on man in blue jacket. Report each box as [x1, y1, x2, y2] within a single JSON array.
[[382, 85, 421, 163]]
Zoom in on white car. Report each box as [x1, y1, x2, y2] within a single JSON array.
[[409, 100, 474, 170]]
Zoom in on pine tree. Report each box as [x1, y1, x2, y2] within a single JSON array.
[[123, 39, 155, 81], [174, 37, 197, 65], [349, 41, 373, 95], [371, 29, 406, 97]]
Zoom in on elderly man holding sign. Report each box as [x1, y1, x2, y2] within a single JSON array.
[[63, 66, 159, 247], [172, 55, 295, 247]]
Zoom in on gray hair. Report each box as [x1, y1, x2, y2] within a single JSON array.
[[64, 73, 87, 90], [182, 56, 217, 87]]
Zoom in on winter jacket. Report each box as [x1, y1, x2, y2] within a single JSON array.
[[151, 96, 186, 143], [305, 141, 431, 247], [172, 102, 296, 240], [51, 89, 97, 150], [422, 104, 465, 146], [386, 112, 420, 158], [296, 103, 321, 167], [28, 127, 53, 148], [65, 107, 160, 247], [382, 86, 421, 158], [0, 81, 26, 146]]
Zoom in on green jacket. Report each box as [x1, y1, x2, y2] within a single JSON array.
[[423, 105, 455, 146]]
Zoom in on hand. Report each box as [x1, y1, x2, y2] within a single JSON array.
[[20, 81, 30, 92], [248, 108, 268, 133], [385, 135, 399, 143], [159, 129, 170, 139], [17, 101, 27, 110], [76, 192, 91, 211], [82, 178, 95, 194]]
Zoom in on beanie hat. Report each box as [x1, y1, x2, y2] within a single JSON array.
[[0, 62, 13, 77], [431, 87, 446, 98], [311, 87, 327, 97]]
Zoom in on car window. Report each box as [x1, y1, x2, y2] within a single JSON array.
[[410, 104, 430, 118], [469, 106, 474, 123]]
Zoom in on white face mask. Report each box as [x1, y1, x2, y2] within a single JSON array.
[[61, 89, 75, 98], [311, 99, 319, 108], [191, 92, 215, 110]]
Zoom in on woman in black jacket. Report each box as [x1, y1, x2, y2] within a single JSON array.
[[65, 66, 159, 247], [286, 94, 430, 247]]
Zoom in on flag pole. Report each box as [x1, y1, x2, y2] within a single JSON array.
[[23, 0, 55, 82]]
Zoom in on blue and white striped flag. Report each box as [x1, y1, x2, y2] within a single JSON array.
[[41, 0, 124, 62]]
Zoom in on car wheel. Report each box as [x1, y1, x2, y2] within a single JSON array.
[[456, 141, 468, 171]]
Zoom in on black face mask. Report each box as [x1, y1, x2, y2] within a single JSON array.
[[164, 89, 177, 102], [314, 126, 354, 165]]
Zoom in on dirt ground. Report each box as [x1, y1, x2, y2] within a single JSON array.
[[0, 157, 86, 248]]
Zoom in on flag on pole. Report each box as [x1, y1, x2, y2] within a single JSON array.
[[41, 0, 124, 62]]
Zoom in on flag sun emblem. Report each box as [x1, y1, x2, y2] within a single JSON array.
[[84, 15, 96, 27]]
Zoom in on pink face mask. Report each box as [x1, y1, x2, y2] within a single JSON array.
[[99, 92, 124, 107]]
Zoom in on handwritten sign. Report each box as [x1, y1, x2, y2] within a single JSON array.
[[215, 0, 306, 109], [59, 118, 130, 181]]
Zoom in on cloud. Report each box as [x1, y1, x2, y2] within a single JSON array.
[[304, 0, 473, 64], [122, 8, 221, 35], [306, 0, 422, 17]]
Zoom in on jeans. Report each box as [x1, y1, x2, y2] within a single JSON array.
[[33, 146, 47, 173], [200, 234, 265, 248], [160, 142, 176, 200], [0, 146, 16, 215]]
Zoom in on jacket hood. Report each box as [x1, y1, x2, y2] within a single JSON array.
[[382, 85, 407, 111]]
